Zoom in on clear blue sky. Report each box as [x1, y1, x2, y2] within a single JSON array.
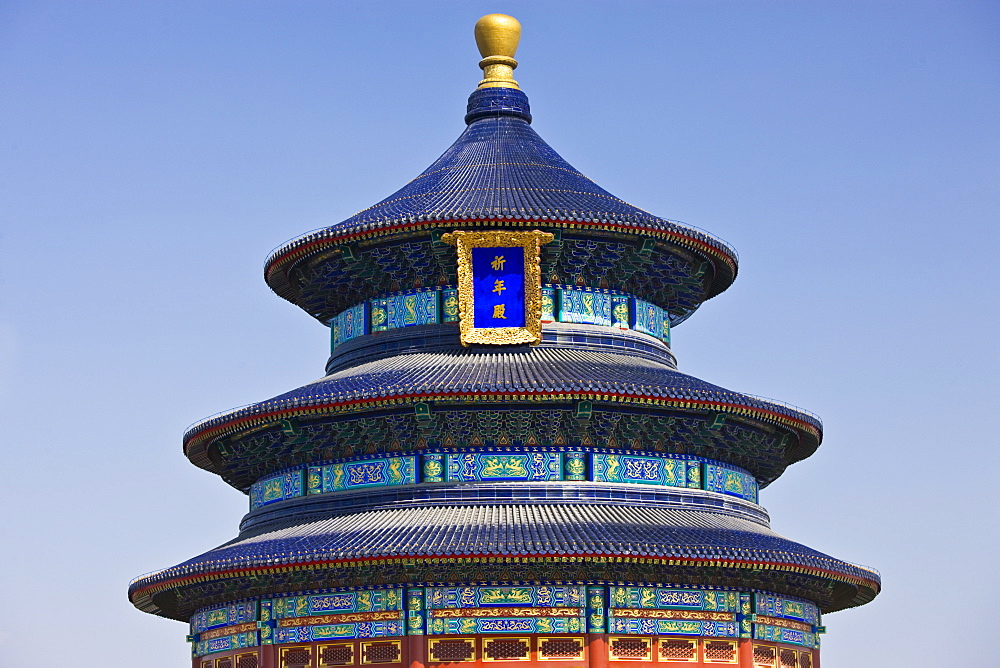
[[1, 2, 997, 666]]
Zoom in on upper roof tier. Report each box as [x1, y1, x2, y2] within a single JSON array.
[[264, 20, 738, 326]]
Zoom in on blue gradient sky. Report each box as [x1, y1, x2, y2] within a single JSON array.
[[1, 2, 997, 666]]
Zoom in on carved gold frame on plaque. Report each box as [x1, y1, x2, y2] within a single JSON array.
[[441, 230, 554, 346]]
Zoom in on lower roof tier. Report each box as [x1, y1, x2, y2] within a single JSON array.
[[129, 485, 878, 621], [185, 325, 822, 490]]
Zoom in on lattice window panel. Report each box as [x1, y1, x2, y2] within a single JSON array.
[[660, 639, 697, 661], [753, 645, 777, 667], [361, 641, 401, 665], [319, 643, 354, 666], [282, 647, 313, 668], [201, 661, 213, 668], [237, 653, 259, 668], [429, 639, 476, 663], [703, 641, 738, 664], [484, 638, 530, 661], [780, 648, 798, 667], [609, 637, 651, 661], [539, 637, 584, 660], [217, 659, 234, 668], [799, 651, 812, 668]]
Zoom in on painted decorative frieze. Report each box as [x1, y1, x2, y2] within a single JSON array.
[[755, 594, 820, 625], [187, 585, 821, 658], [607, 587, 741, 638], [754, 624, 819, 649], [608, 617, 739, 637], [560, 287, 613, 326], [190, 601, 260, 657], [425, 585, 586, 636], [407, 587, 426, 636], [633, 298, 666, 340], [250, 469, 304, 510], [705, 463, 760, 503], [271, 589, 406, 644], [540, 286, 557, 322], [328, 286, 673, 350], [592, 454, 701, 490], [273, 589, 404, 618], [314, 456, 418, 494], [446, 451, 562, 482], [441, 288, 460, 323], [388, 289, 439, 330], [251, 451, 759, 510], [331, 302, 369, 348], [193, 630, 258, 657], [191, 601, 258, 633], [609, 587, 740, 612]]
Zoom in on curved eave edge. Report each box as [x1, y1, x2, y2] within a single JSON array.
[[263, 217, 739, 311], [183, 390, 822, 476], [129, 553, 880, 620]]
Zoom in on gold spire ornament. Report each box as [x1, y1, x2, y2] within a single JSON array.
[[475, 13, 521, 89]]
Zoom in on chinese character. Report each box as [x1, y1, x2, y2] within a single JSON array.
[[493, 279, 506, 294], [493, 304, 507, 319], [491, 255, 506, 270]]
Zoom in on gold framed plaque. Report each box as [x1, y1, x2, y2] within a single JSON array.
[[441, 230, 554, 346]]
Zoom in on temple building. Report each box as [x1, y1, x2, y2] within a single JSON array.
[[130, 14, 879, 668]]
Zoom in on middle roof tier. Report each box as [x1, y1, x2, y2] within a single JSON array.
[[184, 323, 821, 491]]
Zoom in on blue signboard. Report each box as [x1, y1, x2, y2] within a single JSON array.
[[442, 230, 553, 345], [472, 246, 526, 328]]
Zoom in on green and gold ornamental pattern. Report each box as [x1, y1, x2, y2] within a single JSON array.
[[330, 284, 671, 351], [249, 450, 760, 511], [187, 585, 823, 658]]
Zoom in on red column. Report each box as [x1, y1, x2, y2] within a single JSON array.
[[737, 638, 754, 666], [408, 634, 426, 668], [260, 643, 278, 668], [587, 633, 607, 668]]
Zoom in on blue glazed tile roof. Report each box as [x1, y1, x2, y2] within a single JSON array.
[[180, 504, 812, 563], [342, 90, 670, 227], [273, 88, 737, 242], [238, 482, 773, 536], [131, 500, 878, 610], [185, 342, 821, 462], [272, 347, 803, 415], [264, 88, 738, 313], [130, 27, 882, 627]]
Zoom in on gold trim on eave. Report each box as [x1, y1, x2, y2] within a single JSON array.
[[442, 230, 554, 346]]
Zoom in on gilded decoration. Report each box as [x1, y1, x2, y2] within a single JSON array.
[[611, 609, 735, 621], [277, 611, 402, 626], [198, 622, 258, 641], [442, 230, 553, 345], [474, 14, 521, 90], [431, 607, 580, 618], [753, 615, 813, 633]]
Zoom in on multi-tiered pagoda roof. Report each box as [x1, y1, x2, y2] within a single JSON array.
[[131, 14, 878, 668]]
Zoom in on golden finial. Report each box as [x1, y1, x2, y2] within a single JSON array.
[[474, 14, 521, 90]]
